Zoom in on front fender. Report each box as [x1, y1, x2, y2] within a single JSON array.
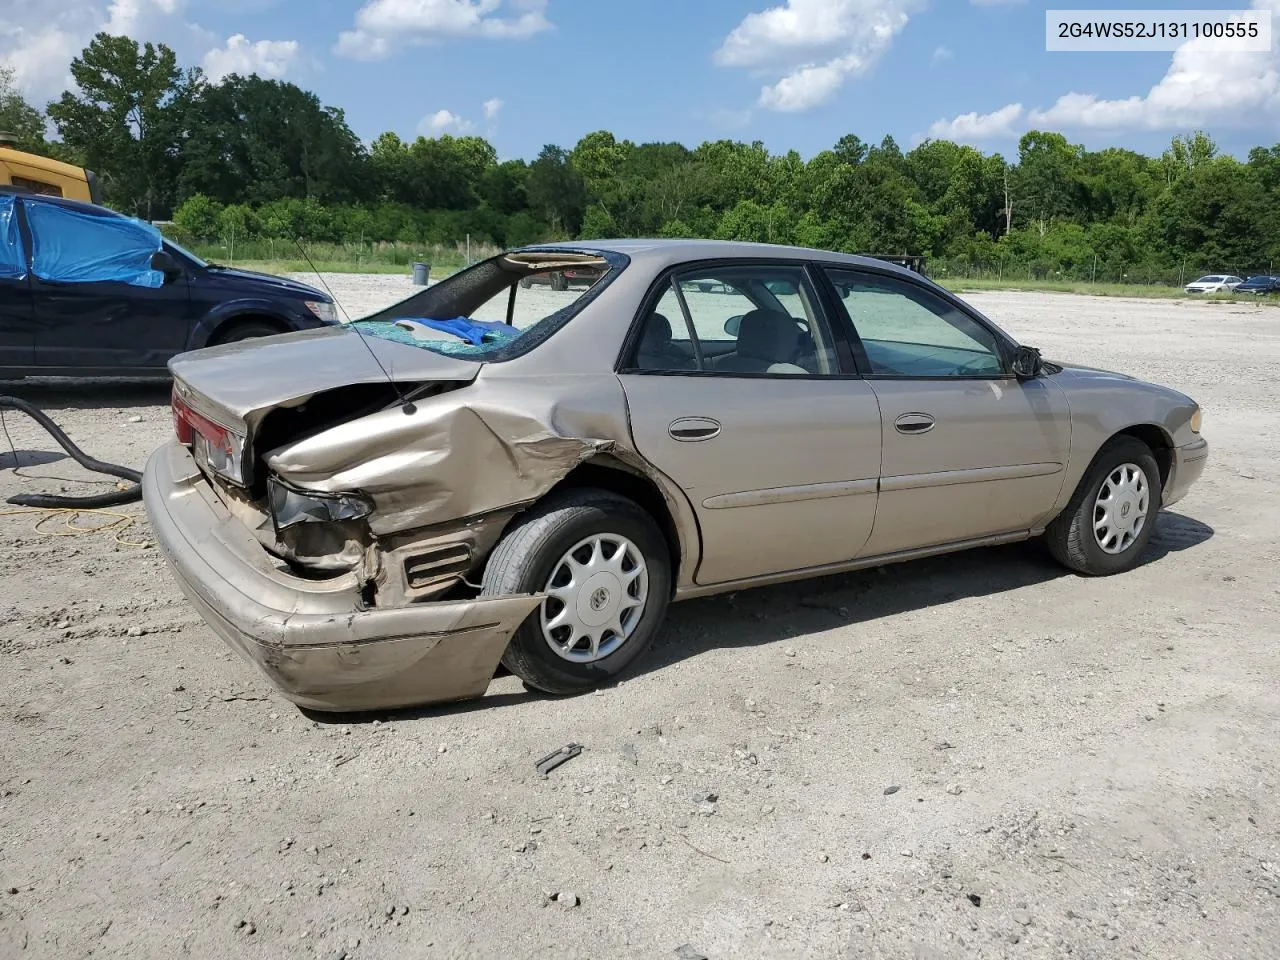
[[188, 298, 319, 349], [1045, 366, 1199, 518]]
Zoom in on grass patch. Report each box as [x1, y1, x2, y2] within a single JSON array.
[[223, 259, 426, 277]]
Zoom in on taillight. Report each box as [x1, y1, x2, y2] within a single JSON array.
[[171, 386, 247, 484], [171, 386, 193, 444]]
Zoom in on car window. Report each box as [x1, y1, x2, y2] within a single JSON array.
[[630, 264, 839, 376], [467, 267, 604, 331], [0, 195, 27, 279], [825, 268, 1005, 378], [349, 263, 609, 358], [25, 201, 164, 287]]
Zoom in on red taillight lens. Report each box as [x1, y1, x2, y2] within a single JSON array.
[[172, 386, 193, 444], [171, 388, 230, 452]]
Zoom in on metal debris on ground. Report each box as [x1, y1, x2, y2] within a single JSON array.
[[535, 743, 583, 778]]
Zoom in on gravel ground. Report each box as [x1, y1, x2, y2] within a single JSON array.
[[1, 284, 1278, 960]]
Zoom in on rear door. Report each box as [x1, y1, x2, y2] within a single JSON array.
[[0, 194, 34, 368], [821, 267, 1071, 556], [26, 200, 191, 372], [618, 261, 882, 586]]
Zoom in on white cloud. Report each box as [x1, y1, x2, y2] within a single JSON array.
[[714, 0, 922, 112], [0, 0, 211, 103], [483, 97, 503, 120], [925, 0, 1280, 140], [924, 103, 1024, 143], [969, 0, 1024, 6], [419, 108, 474, 134], [931, 45, 951, 64], [336, 0, 551, 60], [201, 34, 298, 81]]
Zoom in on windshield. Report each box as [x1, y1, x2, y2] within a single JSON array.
[[163, 236, 208, 268], [1196, 276, 1225, 283]]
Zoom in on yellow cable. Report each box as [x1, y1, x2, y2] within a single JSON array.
[[0, 507, 152, 548]]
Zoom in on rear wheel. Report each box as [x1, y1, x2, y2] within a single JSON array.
[[550, 272, 568, 292], [210, 320, 282, 345], [1045, 436, 1162, 575], [481, 489, 671, 695]]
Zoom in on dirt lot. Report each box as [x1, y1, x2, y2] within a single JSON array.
[[1, 285, 1277, 960]]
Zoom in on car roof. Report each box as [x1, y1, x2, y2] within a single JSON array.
[[0, 186, 122, 219], [519, 238, 924, 280]]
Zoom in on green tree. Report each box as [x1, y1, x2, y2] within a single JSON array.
[[0, 66, 47, 150], [48, 33, 190, 218], [526, 145, 585, 235], [181, 75, 366, 205], [172, 193, 223, 241]]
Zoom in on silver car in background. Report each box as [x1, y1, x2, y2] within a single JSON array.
[[144, 240, 1209, 712]]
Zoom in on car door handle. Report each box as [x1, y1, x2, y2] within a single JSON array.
[[669, 417, 721, 442], [894, 413, 935, 435]]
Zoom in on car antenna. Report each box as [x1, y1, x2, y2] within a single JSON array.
[[292, 236, 416, 415]]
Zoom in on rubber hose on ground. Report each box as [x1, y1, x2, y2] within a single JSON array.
[[0, 395, 143, 508]]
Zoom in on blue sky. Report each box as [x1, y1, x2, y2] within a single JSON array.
[[3, 0, 1279, 160]]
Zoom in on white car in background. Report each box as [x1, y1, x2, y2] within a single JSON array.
[[1184, 275, 1243, 294]]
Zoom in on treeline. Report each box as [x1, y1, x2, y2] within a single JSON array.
[[6, 33, 1280, 277]]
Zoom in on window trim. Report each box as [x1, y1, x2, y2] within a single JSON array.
[[615, 257, 860, 380], [816, 264, 1021, 381]]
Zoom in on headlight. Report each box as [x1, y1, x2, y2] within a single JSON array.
[[304, 300, 339, 323], [1190, 407, 1202, 434], [268, 477, 372, 531]]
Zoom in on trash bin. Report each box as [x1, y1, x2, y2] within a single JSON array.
[[412, 262, 431, 285]]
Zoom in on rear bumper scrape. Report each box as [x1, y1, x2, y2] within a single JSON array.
[[142, 442, 542, 712]]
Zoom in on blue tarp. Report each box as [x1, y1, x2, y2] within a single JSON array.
[[350, 319, 520, 357], [26, 201, 163, 287], [0, 195, 26, 280], [400, 317, 517, 345]]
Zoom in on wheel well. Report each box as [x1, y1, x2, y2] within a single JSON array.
[[1115, 424, 1174, 487], [210, 315, 288, 344], [548, 459, 682, 583]]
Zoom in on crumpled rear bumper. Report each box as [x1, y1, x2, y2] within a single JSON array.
[[142, 442, 542, 712]]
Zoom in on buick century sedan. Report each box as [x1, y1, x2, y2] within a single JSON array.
[[143, 240, 1209, 712]]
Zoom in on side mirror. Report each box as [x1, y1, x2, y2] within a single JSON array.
[[151, 250, 182, 284], [1012, 345, 1042, 379], [724, 314, 744, 337]]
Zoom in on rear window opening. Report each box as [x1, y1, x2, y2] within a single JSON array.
[[350, 250, 621, 360]]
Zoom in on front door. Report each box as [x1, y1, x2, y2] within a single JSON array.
[[25, 200, 191, 371], [0, 195, 33, 368], [821, 267, 1071, 556], [619, 262, 882, 586]]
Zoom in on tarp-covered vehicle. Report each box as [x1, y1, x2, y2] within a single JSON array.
[[145, 240, 1208, 712], [0, 190, 337, 376]]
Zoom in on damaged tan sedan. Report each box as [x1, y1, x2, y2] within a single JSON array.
[[143, 240, 1209, 712]]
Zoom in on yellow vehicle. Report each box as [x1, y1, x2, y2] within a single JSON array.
[[0, 134, 100, 203]]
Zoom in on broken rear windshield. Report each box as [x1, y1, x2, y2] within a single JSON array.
[[349, 249, 625, 360]]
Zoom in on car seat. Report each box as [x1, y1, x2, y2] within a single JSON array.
[[710, 309, 800, 373]]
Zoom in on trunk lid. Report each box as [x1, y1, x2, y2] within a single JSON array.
[[169, 325, 482, 431]]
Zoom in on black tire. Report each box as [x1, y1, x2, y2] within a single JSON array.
[[481, 489, 672, 695], [550, 272, 568, 292], [1045, 436, 1162, 576], [211, 320, 283, 345], [519, 277, 533, 289]]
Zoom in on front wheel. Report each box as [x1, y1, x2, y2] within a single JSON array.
[[481, 489, 671, 695], [210, 320, 282, 345], [1045, 436, 1162, 575]]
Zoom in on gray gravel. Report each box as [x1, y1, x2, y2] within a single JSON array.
[[1, 286, 1278, 958]]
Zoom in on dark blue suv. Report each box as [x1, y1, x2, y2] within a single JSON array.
[[1, 189, 338, 377]]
